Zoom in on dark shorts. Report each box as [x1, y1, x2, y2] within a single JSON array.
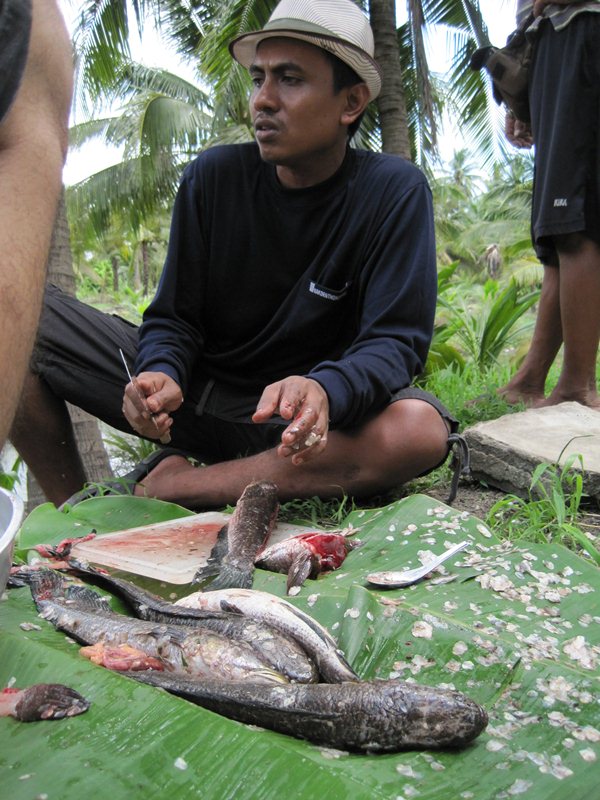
[[529, 14, 600, 264], [32, 285, 458, 469], [0, 0, 32, 122]]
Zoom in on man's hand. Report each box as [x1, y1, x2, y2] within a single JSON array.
[[122, 371, 183, 442], [253, 376, 330, 465], [505, 111, 534, 148]]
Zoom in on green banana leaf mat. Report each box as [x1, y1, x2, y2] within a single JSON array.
[[1, 493, 598, 799]]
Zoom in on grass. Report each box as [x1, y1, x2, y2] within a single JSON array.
[[486, 456, 600, 566]]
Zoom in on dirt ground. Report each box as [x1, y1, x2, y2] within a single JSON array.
[[421, 473, 600, 549]]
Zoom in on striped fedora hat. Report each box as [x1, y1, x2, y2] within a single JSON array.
[[229, 0, 382, 100]]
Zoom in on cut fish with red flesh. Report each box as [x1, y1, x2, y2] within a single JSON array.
[[255, 532, 361, 593]]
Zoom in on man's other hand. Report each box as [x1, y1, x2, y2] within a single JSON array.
[[253, 376, 330, 464]]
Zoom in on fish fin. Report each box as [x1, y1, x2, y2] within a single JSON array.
[[286, 552, 314, 594], [191, 523, 229, 585], [206, 564, 253, 591], [63, 584, 113, 614], [218, 599, 244, 616]]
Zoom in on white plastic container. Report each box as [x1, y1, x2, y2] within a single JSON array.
[[0, 487, 24, 594]]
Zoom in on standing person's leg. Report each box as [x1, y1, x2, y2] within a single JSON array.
[[500, 14, 600, 407], [542, 233, 600, 407], [497, 262, 562, 405], [10, 371, 87, 502], [0, 0, 72, 447], [10, 285, 142, 505]]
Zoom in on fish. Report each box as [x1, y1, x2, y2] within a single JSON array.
[[60, 559, 319, 684], [0, 684, 90, 722], [193, 481, 279, 590], [175, 587, 359, 684], [255, 531, 361, 594], [125, 672, 489, 752], [27, 569, 286, 684]]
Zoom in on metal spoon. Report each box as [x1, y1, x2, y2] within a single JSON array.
[[366, 539, 470, 588]]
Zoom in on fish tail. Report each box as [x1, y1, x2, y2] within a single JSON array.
[[191, 563, 222, 585], [207, 564, 253, 591], [28, 569, 112, 614], [192, 523, 229, 585]]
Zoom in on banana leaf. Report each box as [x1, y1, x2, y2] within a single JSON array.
[[1, 494, 598, 799]]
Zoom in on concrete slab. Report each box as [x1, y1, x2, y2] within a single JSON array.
[[463, 401, 600, 501]]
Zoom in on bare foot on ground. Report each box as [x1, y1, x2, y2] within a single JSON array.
[[535, 387, 600, 410], [496, 382, 545, 407]]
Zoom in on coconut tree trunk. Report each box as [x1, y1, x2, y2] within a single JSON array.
[[25, 190, 113, 512], [111, 254, 120, 293], [141, 239, 150, 296], [370, 0, 411, 158]]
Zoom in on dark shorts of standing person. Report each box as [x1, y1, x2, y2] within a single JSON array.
[[30, 285, 458, 475], [0, 0, 32, 122], [529, 13, 600, 266]]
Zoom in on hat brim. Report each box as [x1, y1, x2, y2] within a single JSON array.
[[229, 29, 382, 100]]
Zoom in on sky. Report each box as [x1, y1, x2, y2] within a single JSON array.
[[60, 0, 518, 185]]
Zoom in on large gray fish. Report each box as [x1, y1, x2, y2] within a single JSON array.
[[193, 481, 279, 590], [175, 587, 359, 683], [126, 672, 489, 752], [28, 570, 286, 684], [61, 559, 318, 684]]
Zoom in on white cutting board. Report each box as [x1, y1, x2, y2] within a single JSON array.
[[70, 512, 321, 584]]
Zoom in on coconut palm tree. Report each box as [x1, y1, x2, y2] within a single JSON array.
[[65, 0, 503, 250], [66, 0, 498, 164]]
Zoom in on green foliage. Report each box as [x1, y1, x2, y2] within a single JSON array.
[[278, 495, 359, 528], [431, 150, 534, 271], [487, 455, 600, 566], [102, 430, 159, 474], [438, 278, 539, 369], [0, 456, 22, 492], [422, 262, 466, 377], [422, 361, 519, 427], [76, 257, 114, 294]]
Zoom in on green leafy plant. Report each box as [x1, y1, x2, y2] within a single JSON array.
[[0, 456, 22, 492], [421, 360, 519, 427], [440, 278, 539, 369], [423, 263, 466, 376], [102, 430, 159, 475], [486, 454, 600, 566]]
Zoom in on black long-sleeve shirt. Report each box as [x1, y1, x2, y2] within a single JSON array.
[[135, 143, 436, 429]]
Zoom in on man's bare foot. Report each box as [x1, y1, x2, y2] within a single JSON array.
[[496, 384, 545, 407], [535, 387, 600, 410]]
